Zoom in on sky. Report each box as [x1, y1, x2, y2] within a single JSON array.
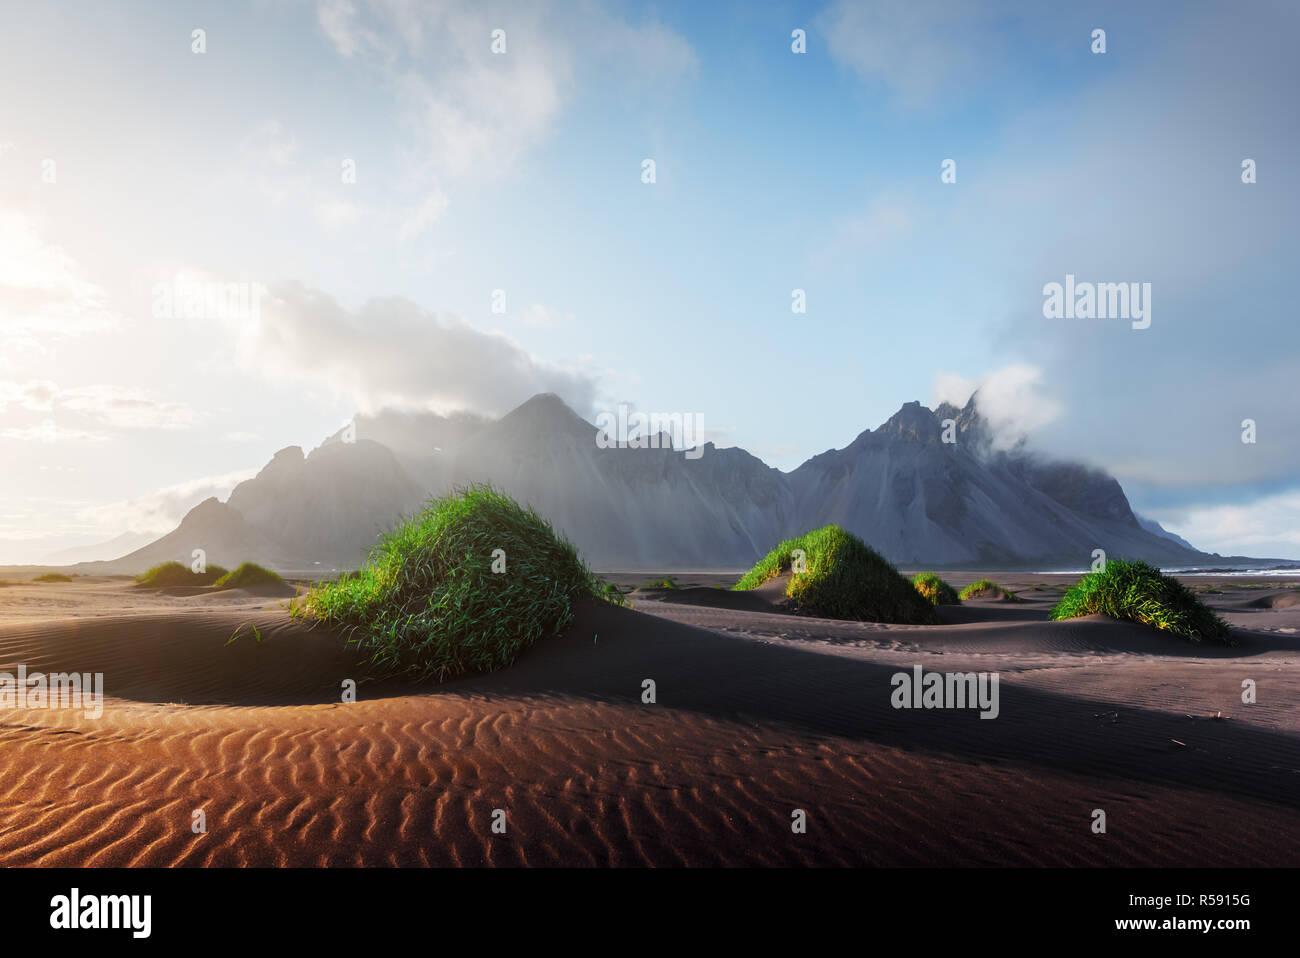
[[0, 0, 1297, 561]]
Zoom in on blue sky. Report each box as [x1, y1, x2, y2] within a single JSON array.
[[1, 0, 1297, 560]]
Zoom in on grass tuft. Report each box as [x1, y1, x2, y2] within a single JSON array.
[[1050, 558, 1230, 642], [912, 572, 961, 605], [734, 525, 937, 624], [136, 561, 228, 588], [32, 572, 75, 583], [639, 576, 678, 590], [290, 485, 621, 679], [213, 562, 285, 590], [958, 579, 1020, 602]]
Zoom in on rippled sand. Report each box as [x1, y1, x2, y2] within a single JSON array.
[[1, 574, 1297, 866]]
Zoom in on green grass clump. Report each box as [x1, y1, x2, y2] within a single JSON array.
[[912, 572, 960, 605], [213, 562, 286, 590], [1049, 558, 1230, 643], [32, 572, 74, 583], [135, 561, 228, 587], [290, 485, 619, 679], [639, 576, 678, 590], [959, 579, 1020, 601], [734, 525, 938, 624]]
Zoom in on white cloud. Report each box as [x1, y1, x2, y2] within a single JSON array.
[[238, 119, 299, 168], [81, 468, 259, 536], [518, 303, 572, 328], [0, 422, 107, 443], [0, 380, 197, 430], [223, 281, 596, 416], [592, 15, 698, 85], [816, 191, 914, 263], [315, 1, 569, 181], [0, 379, 58, 412], [819, 0, 1028, 108], [398, 189, 450, 241], [1154, 489, 1300, 559], [933, 362, 1063, 450], [314, 198, 366, 232], [316, 0, 390, 61], [58, 385, 198, 430], [314, 0, 695, 182], [0, 210, 119, 339], [394, 38, 567, 182], [221, 119, 374, 235]]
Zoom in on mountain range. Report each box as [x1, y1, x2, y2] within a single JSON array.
[[76, 392, 1240, 574]]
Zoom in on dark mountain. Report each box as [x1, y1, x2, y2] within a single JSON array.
[[103, 392, 1219, 573], [440, 394, 794, 568], [115, 497, 289, 570], [787, 396, 1202, 567]]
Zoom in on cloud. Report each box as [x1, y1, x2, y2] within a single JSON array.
[[398, 189, 450, 241], [82, 468, 259, 536], [839, 1, 1300, 498], [219, 119, 376, 234], [0, 380, 197, 430], [314, 198, 366, 232], [0, 211, 119, 339], [0, 379, 58, 412], [818, 0, 1031, 108], [815, 191, 914, 264], [315, 0, 569, 181], [58, 385, 198, 430], [316, 0, 390, 61], [314, 0, 695, 182], [237, 119, 299, 168], [0, 422, 107, 443], [518, 303, 572, 328], [933, 363, 1063, 450], [224, 281, 597, 416], [974, 8, 1300, 492], [1151, 488, 1300, 559]]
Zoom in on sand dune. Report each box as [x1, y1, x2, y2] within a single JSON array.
[[0, 575, 1298, 866]]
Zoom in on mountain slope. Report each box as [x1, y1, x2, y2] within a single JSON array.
[[788, 398, 1204, 567], [95, 393, 1220, 573], [1138, 515, 1198, 552], [440, 394, 795, 568], [114, 497, 288, 570], [39, 530, 157, 565], [116, 440, 427, 572]]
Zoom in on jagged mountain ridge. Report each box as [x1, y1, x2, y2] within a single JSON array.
[[107, 392, 1212, 572], [787, 399, 1172, 566]]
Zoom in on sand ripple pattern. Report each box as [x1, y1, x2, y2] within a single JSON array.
[[1, 583, 1298, 866]]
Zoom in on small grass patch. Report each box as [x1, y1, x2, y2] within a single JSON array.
[[213, 562, 286, 590], [639, 576, 678, 590], [32, 573, 75, 583], [734, 525, 937, 624], [136, 561, 228, 588], [1050, 558, 1230, 643], [959, 579, 1020, 601], [290, 485, 621, 679], [912, 572, 960, 605]]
